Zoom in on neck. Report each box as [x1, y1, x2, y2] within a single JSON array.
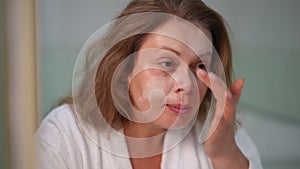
[[123, 122, 166, 158], [124, 122, 166, 138]]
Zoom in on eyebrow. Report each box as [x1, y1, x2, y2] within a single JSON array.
[[160, 45, 211, 56], [159, 46, 180, 56], [159, 45, 212, 62]]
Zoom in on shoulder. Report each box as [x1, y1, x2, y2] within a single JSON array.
[[35, 104, 84, 152], [36, 104, 79, 142], [39, 104, 75, 124], [35, 104, 81, 168]]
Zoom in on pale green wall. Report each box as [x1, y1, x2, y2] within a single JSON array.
[[38, 46, 78, 120], [0, 0, 9, 167], [0, 56, 8, 169], [37, 0, 130, 120], [204, 0, 300, 122], [234, 46, 300, 121], [0, 67, 8, 169]]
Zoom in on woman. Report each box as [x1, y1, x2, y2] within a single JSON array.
[[36, 0, 263, 169]]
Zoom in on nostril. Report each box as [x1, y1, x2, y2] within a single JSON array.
[[176, 88, 184, 92]]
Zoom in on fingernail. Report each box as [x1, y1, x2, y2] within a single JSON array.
[[239, 78, 245, 88]]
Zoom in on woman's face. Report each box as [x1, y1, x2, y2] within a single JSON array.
[[128, 25, 213, 130]]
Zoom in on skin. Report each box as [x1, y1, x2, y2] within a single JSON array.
[[124, 22, 248, 169], [128, 36, 207, 130]]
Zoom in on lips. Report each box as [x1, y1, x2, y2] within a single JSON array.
[[166, 104, 192, 115]]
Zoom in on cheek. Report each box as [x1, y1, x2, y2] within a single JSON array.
[[129, 70, 173, 110]]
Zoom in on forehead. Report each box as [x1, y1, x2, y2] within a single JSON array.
[[146, 18, 213, 57], [140, 34, 212, 61]]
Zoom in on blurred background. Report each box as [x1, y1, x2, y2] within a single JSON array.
[[1, 0, 299, 169]]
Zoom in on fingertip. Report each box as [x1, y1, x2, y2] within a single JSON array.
[[197, 69, 207, 77], [231, 78, 245, 96], [235, 78, 245, 89], [238, 78, 245, 90]]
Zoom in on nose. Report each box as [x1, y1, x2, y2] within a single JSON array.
[[173, 68, 194, 94]]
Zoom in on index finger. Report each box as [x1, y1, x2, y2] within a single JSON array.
[[196, 69, 228, 103]]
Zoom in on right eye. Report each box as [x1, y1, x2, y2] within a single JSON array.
[[159, 58, 176, 71], [161, 60, 174, 68]]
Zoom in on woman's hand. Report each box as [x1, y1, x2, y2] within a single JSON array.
[[197, 69, 249, 169]]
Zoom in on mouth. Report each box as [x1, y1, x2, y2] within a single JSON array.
[[166, 104, 192, 115]]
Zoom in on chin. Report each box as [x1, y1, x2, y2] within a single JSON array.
[[155, 114, 196, 130]]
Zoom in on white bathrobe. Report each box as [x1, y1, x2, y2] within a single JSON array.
[[36, 104, 263, 169]]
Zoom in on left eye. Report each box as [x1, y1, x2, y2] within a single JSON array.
[[197, 63, 206, 70], [192, 62, 206, 71]]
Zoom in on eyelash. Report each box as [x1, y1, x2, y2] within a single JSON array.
[[159, 59, 206, 72], [193, 62, 206, 71]]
